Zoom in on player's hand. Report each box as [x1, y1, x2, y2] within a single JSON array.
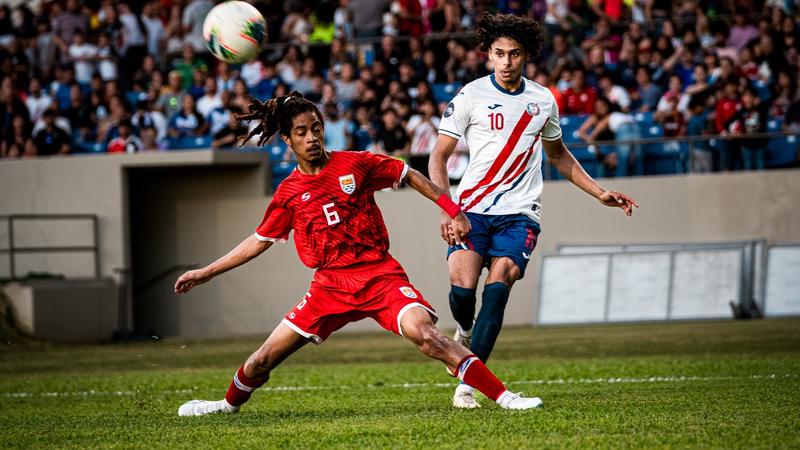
[[599, 190, 639, 217], [440, 213, 455, 245], [174, 269, 212, 295], [449, 212, 472, 245]]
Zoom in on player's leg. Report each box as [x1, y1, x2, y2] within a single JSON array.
[[472, 217, 539, 363], [472, 256, 520, 362], [448, 250, 483, 346], [447, 213, 490, 346], [399, 306, 542, 410], [178, 323, 310, 416]]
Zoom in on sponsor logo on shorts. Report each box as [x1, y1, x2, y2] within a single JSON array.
[[301, 192, 311, 201], [522, 252, 531, 260], [444, 102, 455, 118], [399, 286, 418, 298], [339, 174, 356, 195]]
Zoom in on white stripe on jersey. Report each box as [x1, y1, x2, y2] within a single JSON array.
[[438, 75, 562, 223]]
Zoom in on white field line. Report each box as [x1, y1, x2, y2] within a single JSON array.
[[1, 374, 796, 399]]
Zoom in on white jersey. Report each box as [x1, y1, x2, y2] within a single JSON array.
[[439, 75, 562, 223]]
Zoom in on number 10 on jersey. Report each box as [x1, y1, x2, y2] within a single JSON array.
[[489, 113, 504, 130]]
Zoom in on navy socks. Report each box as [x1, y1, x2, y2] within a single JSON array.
[[471, 282, 510, 362], [449, 285, 477, 332]]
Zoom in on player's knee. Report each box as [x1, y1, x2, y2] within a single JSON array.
[[450, 273, 479, 289], [487, 260, 520, 286]]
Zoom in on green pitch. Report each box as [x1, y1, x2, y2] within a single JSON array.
[[1, 319, 799, 449]]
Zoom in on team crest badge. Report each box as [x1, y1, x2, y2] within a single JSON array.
[[444, 102, 455, 118], [526, 102, 540, 116], [339, 174, 356, 195], [399, 286, 418, 299]]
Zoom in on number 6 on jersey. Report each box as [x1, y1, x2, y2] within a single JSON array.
[[323, 202, 340, 225]]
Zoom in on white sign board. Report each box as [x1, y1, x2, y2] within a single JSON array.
[[764, 246, 800, 316], [539, 255, 609, 324], [669, 249, 741, 319], [607, 253, 671, 321]]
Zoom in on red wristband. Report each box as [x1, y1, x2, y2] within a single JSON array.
[[436, 194, 462, 219]]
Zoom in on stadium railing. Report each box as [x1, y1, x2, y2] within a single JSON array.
[[543, 128, 799, 180], [0, 214, 100, 281]]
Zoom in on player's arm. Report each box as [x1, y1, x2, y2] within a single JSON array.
[[174, 235, 272, 294], [542, 137, 639, 216], [404, 167, 470, 245], [428, 132, 460, 244]]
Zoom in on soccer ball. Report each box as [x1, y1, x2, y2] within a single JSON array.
[[203, 1, 266, 64]]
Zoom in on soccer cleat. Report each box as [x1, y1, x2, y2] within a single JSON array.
[[496, 391, 543, 410], [452, 384, 480, 409], [453, 324, 472, 349], [178, 399, 240, 417]]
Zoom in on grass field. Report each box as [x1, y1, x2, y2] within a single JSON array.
[[1, 319, 799, 449]]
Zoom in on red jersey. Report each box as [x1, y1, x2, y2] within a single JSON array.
[[715, 98, 740, 133], [563, 87, 597, 115], [255, 151, 407, 272]]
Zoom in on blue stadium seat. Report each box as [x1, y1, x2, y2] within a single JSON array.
[[432, 83, 461, 104], [74, 142, 106, 154], [571, 146, 603, 178], [560, 114, 588, 144], [648, 141, 689, 175], [271, 161, 295, 190], [766, 134, 798, 168], [126, 91, 146, 108], [644, 124, 688, 175], [753, 80, 772, 103], [167, 135, 213, 150], [634, 111, 654, 127]]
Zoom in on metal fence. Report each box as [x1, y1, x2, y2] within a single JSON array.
[[0, 214, 100, 280]]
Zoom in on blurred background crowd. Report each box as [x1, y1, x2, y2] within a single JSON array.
[[0, 0, 798, 178]]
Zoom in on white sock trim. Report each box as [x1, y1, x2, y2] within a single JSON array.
[[233, 373, 254, 392], [456, 355, 479, 382]]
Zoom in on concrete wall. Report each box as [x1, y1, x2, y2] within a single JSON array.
[[137, 167, 800, 339], [1, 279, 118, 342], [2, 152, 799, 339], [0, 151, 268, 281]]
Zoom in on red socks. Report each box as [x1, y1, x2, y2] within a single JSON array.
[[454, 354, 507, 401], [225, 365, 268, 406]]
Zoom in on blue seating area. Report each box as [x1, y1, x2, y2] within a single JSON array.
[[166, 135, 213, 150], [766, 119, 798, 168], [432, 83, 461, 104]]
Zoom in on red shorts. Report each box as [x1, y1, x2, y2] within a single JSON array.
[[282, 256, 437, 344]]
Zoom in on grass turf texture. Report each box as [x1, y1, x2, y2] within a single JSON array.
[[1, 319, 799, 449]]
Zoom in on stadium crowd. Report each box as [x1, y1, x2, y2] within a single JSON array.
[[0, 0, 798, 176]]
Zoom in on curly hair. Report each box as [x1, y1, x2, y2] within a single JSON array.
[[475, 13, 545, 60], [236, 91, 323, 147]]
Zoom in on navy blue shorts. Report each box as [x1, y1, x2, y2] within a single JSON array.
[[447, 213, 541, 279]]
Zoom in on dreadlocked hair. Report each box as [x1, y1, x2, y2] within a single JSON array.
[[236, 91, 323, 147], [476, 13, 545, 60]]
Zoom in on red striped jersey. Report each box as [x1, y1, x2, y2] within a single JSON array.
[[438, 75, 562, 222], [255, 151, 408, 271]]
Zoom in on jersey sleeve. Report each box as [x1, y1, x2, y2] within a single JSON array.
[[438, 87, 471, 140], [255, 195, 293, 243], [541, 94, 563, 142], [362, 151, 409, 191]]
